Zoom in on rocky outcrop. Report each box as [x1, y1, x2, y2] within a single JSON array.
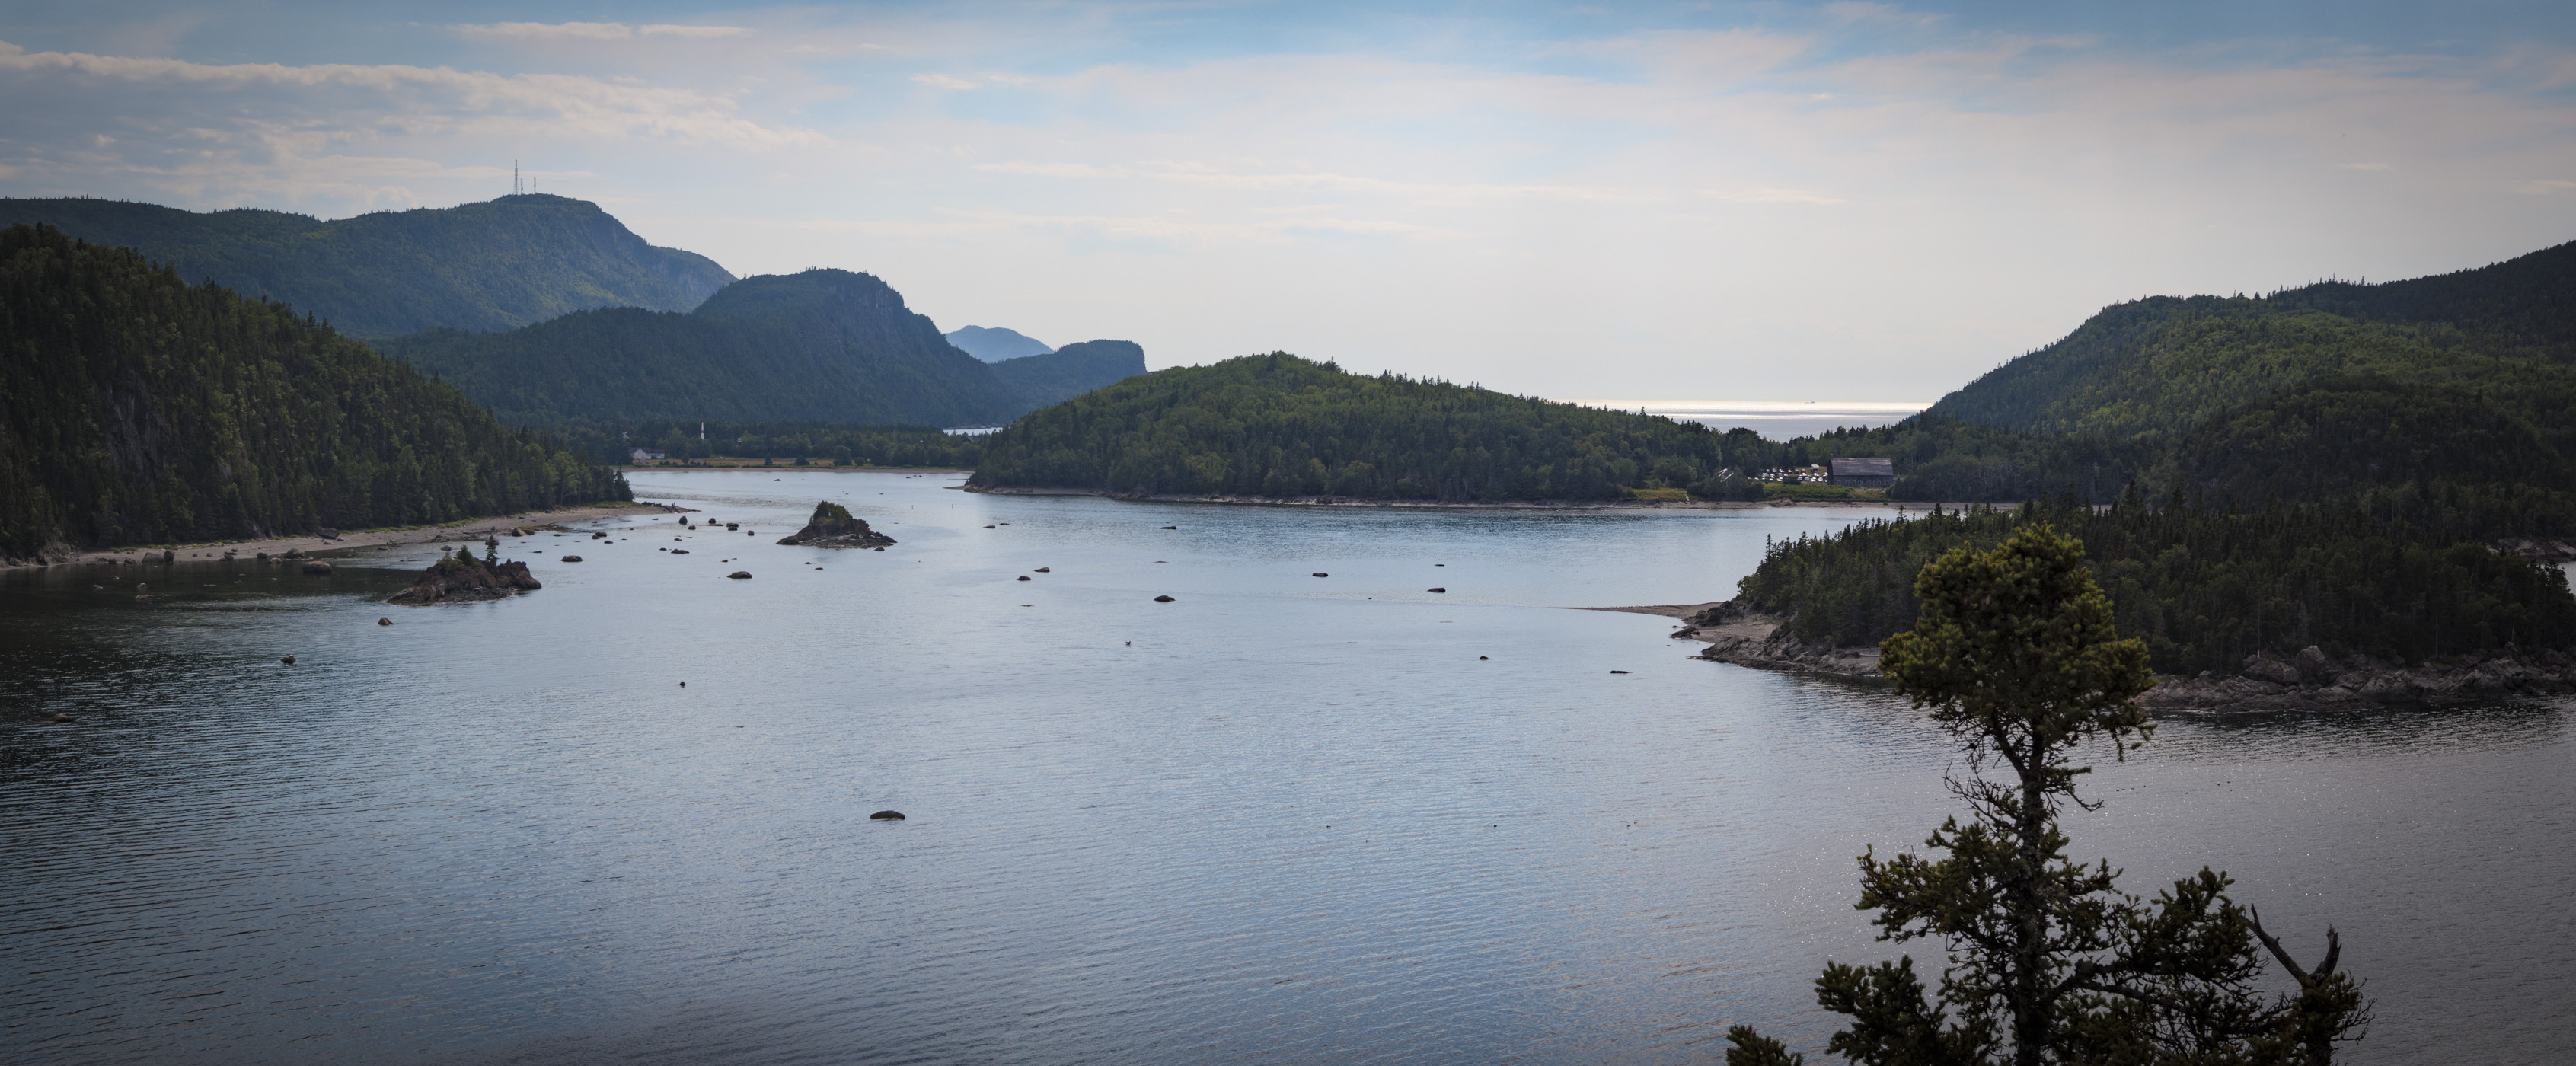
[[2142, 645, 2576, 712], [1672, 601, 1884, 679], [385, 554, 542, 605], [2491, 537, 2576, 563], [775, 501, 895, 548]]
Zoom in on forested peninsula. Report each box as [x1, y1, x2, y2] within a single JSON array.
[[1690, 495, 2576, 709], [0, 225, 630, 564], [966, 352, 1785, 502]]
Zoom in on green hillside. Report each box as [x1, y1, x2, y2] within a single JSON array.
[[378, 270, 1029, 427], [988, 340, 1148, 410], [1922, 240, 2576, 448], [0, 194, 733, 337], [968, 352, 1776, 501], [0, 225, 629, 562]]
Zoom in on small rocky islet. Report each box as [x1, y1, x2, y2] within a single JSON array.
[[385, 543, 542, 606], [774, 501, 896, 549]]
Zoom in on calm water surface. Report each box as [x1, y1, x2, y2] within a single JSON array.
[[3, 471, 2569, 1064]]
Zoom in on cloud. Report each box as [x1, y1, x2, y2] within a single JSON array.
[[1701, 187, 1846, 205], [911, 73, 978, 90], [452, 22, 751, 41], [972, 161, 1652, 204]]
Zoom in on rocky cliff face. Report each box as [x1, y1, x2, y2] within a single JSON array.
[[385, 555, 542, 605]]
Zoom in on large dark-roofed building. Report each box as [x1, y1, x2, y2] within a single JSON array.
[[1828, 457, 1895, 488]]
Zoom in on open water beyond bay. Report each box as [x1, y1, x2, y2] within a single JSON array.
[[3, 471, 2569, 1064]]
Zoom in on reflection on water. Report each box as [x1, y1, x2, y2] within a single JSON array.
[[2, 471, 2568, 1064]]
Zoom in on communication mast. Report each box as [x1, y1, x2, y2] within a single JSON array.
[[513, 159, 522, 196]]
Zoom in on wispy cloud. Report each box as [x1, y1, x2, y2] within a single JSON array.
[[911, 73, 978, 90], [452, 22, 751, 40]]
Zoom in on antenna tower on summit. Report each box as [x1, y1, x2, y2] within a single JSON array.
[[513, 159, 522, 196]]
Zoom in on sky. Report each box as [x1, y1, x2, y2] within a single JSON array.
[[3, 1, 2574, 402]]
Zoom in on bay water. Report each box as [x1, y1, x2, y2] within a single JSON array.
[[2, 471, 2568, 1064]]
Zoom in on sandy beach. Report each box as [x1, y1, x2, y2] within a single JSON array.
[[8, 501, 685, 571]]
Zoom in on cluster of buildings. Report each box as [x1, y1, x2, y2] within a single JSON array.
[[1754, 458, 1895, 488]]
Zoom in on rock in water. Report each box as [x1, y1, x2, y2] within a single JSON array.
[[869, 810, 906, 821], [561, 555, 583, 562], [728, 571, 753, 579], [377, 617, 392, 626], [302, 561, 334, 575], [1427, 587, 1446, 593], [1312, 573, 1329, 578], [775, 501, 896, 548], [1017, 575, 1032, 581], [1154, 595, 1176, 602], [281, 656, 296, 665], [384, 555, 543, 606]]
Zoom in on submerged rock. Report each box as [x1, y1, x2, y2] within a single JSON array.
[[385, 554, 542, 606], [301, 561, 334, 575], [776, 501, 896, 549]]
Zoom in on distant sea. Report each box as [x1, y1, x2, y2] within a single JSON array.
[[1560, 400, 1931, 441]]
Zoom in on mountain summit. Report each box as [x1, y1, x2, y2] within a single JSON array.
[[0, 194, 734, 337], [945, 324, 1055, 362]]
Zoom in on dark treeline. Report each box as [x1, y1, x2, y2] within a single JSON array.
[[969, 352, 1803, 501], [0, 225, 629, 560], [1738, 490, 2576, 675], [551, 420, 982, 468]]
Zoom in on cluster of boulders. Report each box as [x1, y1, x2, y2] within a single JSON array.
[[2142, 645, 2576, 711]]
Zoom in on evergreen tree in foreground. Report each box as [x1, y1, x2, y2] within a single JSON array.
[[1726, 525, 2370, 1065]]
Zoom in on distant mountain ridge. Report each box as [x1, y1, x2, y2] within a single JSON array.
[[990, 340, 1148, 410], [378, 270, 1148, 427], [0, 194, 734, 337], [945, 324, 1054, 362]]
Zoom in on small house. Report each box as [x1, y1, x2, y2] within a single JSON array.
[[1828, 457, 1894, 488], [631, 448, 666, 464]]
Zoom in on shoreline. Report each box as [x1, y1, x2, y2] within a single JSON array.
[[6, 501, 684, 571], [969, 485, 1974, 511], [1626, 599, 2576, 713]]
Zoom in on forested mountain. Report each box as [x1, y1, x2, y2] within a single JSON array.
[[0, 225, 628, 563], [969, 352, 1778, 500], [0, 194, 733, 337], [945, 324, 1053, 362], [380, 270, 1028, 427], [381, 273, 1147, 427], [1922, 240, 2576, 444], [988, 340, 1148, 409]]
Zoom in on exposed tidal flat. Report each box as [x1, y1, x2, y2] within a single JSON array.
[[2, 471, 2570, 1065]]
